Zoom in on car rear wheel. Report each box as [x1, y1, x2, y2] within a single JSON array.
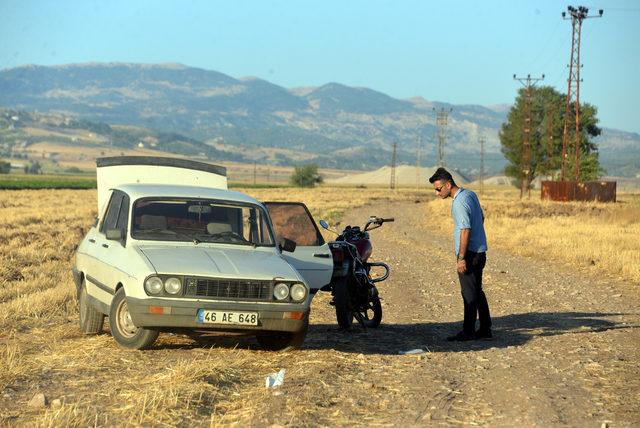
[[79, 279, 104, 334], [109, 288, 158, 350]]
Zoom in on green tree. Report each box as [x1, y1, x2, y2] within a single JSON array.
[[0, 160, 10, 174], [24, 161, 42, 175], [500, 86, 603, 189], [290, 164, 323, 187]]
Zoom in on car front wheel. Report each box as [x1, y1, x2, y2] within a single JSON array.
[[109, 288, 158, 350], [256, 320, 308, 351]]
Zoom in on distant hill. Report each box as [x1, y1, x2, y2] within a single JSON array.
[[1, 62, 638, 176]]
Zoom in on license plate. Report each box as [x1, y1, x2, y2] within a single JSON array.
[[197, 309, 258, 326]]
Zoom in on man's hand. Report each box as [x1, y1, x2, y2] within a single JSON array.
[[457, 259, 467, 274]]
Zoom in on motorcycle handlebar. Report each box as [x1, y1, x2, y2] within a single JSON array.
[[381, 217, 394, 222]]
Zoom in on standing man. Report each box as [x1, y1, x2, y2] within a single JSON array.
[[429, 167, 492, 341]]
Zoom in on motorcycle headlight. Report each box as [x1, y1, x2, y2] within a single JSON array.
[[273, 283, 290, 301], [144, 276, 163, 295], [290, 283, 307, 302], [164, 277, 182, 295]]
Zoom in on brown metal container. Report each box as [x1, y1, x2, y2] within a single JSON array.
[[541, 181, 616, 203]]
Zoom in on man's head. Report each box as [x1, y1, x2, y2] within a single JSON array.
[[429, 167, 457, 199]]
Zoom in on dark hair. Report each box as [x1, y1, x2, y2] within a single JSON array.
[[429, 167, 456, 186]]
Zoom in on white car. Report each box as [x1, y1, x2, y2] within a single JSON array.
[[72, 156, 333, 350]]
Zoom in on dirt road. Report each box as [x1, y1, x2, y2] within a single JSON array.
[[298, 200, 639, 426], [2, 199, 639, 426]]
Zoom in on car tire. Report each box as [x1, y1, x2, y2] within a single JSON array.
[[256, 320, 308, 351], [78, 279, 104, 335], [109, 288, 159, 350]]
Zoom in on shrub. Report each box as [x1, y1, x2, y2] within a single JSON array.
[[290, 164, 323, 187]]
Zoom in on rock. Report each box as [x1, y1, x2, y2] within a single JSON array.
[[51, 399, 62, 408], [28, 393, 48, 408]]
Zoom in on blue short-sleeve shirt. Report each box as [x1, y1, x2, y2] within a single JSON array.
[[451, 188, 487, 256]]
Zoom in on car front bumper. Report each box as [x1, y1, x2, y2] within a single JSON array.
[[126, 297, 309, 332]]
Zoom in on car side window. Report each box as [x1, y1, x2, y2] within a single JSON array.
[[100, 191, 124, 234], [263, 202, 324, 246]]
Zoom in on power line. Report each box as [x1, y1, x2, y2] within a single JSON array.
[[525, 19, 565, 70]]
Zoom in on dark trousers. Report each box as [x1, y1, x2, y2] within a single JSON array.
[[457, 251, 491, 335]]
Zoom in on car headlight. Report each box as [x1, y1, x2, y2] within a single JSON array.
[[273, 283, 290, 301], [164, 277, 182, 295], [290, 283, 307, 302], [144, 276, 163, 295]]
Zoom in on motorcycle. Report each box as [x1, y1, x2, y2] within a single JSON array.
[[318, 216, 394, 329]]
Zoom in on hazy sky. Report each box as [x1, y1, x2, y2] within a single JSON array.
[[1, 0, 639, 133]]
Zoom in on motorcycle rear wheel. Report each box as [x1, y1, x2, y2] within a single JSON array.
[[359, 294, 382, 328]]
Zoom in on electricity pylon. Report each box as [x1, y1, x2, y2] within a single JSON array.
[[560, 5, 603, 181]]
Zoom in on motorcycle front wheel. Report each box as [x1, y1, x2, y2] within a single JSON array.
[[333, 277, 354, 329]]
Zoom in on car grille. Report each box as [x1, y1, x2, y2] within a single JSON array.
[[184, 277, 273, 301]]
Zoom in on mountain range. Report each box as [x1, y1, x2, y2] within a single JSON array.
[[1, 62, 638, 176]]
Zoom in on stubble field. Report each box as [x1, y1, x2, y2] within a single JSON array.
[[0, 185, 638, 426]]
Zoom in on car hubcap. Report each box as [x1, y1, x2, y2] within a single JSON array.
[[117, 299, 138, 338]]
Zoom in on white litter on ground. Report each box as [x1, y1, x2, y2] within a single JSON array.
[[265, 368, 286, 388], [399, 349, 425, 355]]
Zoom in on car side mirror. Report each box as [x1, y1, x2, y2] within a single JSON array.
[[106, 228, 124, 241], [279, 237, 297, 253]]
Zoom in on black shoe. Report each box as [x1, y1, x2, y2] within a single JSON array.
[[446, 331, 476, 342], [475, 329, 493, 339]]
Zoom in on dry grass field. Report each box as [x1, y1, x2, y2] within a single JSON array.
[[422, 186, 640, 283], [0, 185, 638, 425]]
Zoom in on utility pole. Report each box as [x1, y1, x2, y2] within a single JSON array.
[[415, 134, 422, 189], [390, 141, 397, 190], [253, 161, 257, 185], [513, 73, 545, 198], [544, 102, 556, 177], [478, 135, 485, 196], [560, 5, 603, 181], [433, 107, 452, 167]]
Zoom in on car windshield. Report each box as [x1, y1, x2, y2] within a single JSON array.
[[131, 198, 275, 246]]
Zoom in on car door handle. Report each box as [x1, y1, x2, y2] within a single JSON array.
[[88, 239, 96, 243], [102, 243, 109, 248], [313, 253, 331, 258]]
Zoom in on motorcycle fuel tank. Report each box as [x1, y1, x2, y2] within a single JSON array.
[[352, 239, 373, 261]]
